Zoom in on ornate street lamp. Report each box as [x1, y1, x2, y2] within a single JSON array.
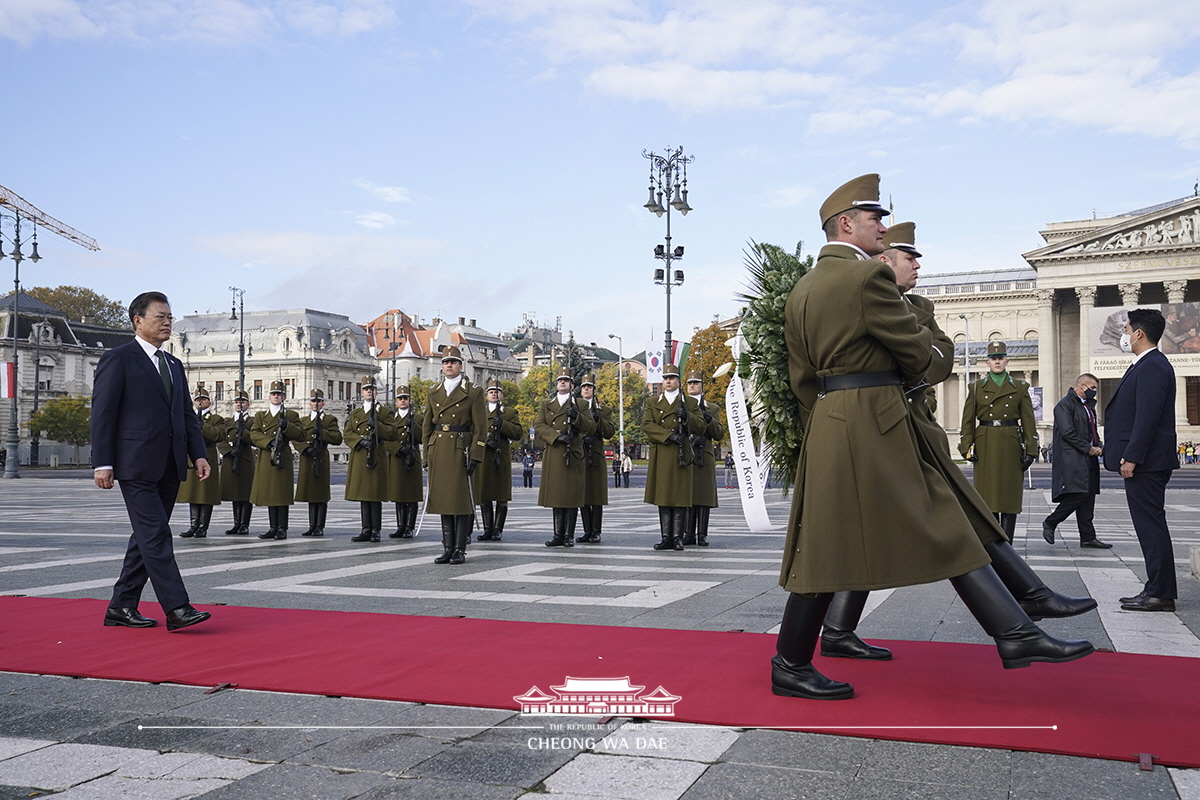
[[1, 216, 40, 478], [642, 146, 694, 362], [230, 286, 246, 397]]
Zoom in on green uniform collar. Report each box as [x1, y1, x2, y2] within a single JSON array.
[[987, 371, 1010, 387]]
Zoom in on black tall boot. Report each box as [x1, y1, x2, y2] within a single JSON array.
[[449, 515, 470, 564], [404, 502, 418, 538], [984, 541, 1097, 620], [312, 503, 327, 537], [653, 507, 674, 550], [671, 507, 687, 551], [434, 516, 455, 563], [682, 507, 697, 546], [772, 592, 854, 700], [546, 508, 567, 547], [352, 502, 373, 542], [478, 501, 496, 541], [695, 506, 710, 547], [579, 505, 594, 542], [259, 506, 278, 539], [999, 513, 1017, 541], [224, 503, 242, 535], [579, 506, 601, 543], [238, 501, 252, 535], [370, 502, 383, 542], [181, 504, 200, 538], [820, 591, 891, 660], [493, 502, 507, 541], [951, 566, 1095, 669], [195, 505, 212, 538], [276, 506, 289, 539], [389, 504, 405, 538], [564, 507, 578, 547], [302, 503, 319, 536]]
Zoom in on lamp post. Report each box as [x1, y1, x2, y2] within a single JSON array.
[[30, 318, 46, 467], [607, 334, 625, 456], [230, 287, 245, 399], [642, 146, 694, 361], [2, 215, 41, 478]]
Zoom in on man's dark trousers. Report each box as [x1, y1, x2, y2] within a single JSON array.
[[111, 473, 189, 612], [1126, 470, 1176, 599], [1044, 492, 1097, 542]]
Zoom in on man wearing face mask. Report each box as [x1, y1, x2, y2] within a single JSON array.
[[1105, 308, 1179, 612], [1043, 374, 1109, 548]]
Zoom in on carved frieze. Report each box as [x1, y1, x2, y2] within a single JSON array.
[[1064, 208, 1200, 253]]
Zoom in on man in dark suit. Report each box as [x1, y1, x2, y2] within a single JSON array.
[[1103, 308, 1179, 612], [92, 292, 212, 631], [1043, 373, 1110, 548]]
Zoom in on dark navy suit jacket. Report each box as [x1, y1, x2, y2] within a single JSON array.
[[1102, 348, 1177, 473], [91, 338, 206, 482]]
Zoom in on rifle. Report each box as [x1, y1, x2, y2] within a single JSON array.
[[399, 412, 416, 469], [691, 395, 709, 467], [485, 403, 503, 469], [365, 401, 378, 470], [304, 408, 324, 478], [675, 394, 690, 468], [270, 404, 289, 468], [562, 397, 577, 466], [583, 399, 601, 467], [230, 413, 245, 475]]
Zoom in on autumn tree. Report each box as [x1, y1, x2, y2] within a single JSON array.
[[595, 362, 649, 448], [27, 286, 126, 328], [28, 396, 91, 464], [688, 321, 736, 408]]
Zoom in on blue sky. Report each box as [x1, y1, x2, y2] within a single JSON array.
[[4, 0, 1200, 354]]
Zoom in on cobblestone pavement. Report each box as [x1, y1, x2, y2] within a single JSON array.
[[1, 474, 1198, 799]]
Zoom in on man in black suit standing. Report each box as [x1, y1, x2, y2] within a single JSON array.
[[1103, 308, 1178, 612], [92, 292, 212, 631]]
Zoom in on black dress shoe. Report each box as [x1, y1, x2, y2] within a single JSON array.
[[165, 604, 211, 631], [351, 531, 373, 542], [1041, 520, 1055, 544], [1121, 596, 1176, 612], [770, 655, 854, 700], [1080, 539, 1112, 549], [1119, 590, 1146, 604], [820, 631, 893, 660], [104, 607, 158, 628], [257, 530, 277, 540]]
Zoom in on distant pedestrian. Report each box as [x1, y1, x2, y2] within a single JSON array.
[[1043, 374, 1110, 549], [613, 453, 622, 488], [724, 452, 735, 489], [621, 452, 632, 488], [522, 452, 536, 488]]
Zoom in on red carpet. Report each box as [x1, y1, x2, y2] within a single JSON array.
[[2, 596, 1198, 767]]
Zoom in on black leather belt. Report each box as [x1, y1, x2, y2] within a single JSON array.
[[978, 419, 1018, 427], [438, 424, 470, 432], [816, 370, 903, 393]]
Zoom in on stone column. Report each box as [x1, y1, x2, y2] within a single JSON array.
[[1075, 286, 1096, 382], [1165, 280, 1187, 304], [1036, 289, 1059, 407], [1119, 283, 1141, 307]]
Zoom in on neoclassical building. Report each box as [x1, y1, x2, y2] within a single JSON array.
[[912, 193, 1200, 449]]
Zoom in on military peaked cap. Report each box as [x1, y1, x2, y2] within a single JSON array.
[[986, 341, 1008, 358], [580, 373, 596, 387], [882, 221, 922, 257], [441, 345, 464, 362], [309, 388, 325, 400], [662, 363, 681, 378], [361, 374, 378, 388], [486, 379, 503, 391], [819, 173, 890, 227], [269, 380, 285, 394], [396, 384, 410, 397], [555, 368, 574, 383], [193, 386, 210, 400], [685, 370, 703, 383]]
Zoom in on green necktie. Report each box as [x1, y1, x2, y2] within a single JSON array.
[[155, 350, 172, 395]]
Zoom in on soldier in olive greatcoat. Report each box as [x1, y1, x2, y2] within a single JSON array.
[[296, 389, 342, 537], [476, 379, 522, 541], [577, 373, 615, 543], [684, 371, 724, 547], [248, 380, 304, 539], [344, 376, 399, 542], [219, 390, 256, 535], [536, 369, 596, 547], [178, 387, 224, 538], [642, 364, 706, 551], [771, 175, 1091, 702], [385, 385, 424, 538], [423, 346, 487, 564], [959, 341, 1039, 540]]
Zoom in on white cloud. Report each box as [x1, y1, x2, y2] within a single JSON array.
[[0, 0, 100, 44], [356, 211, 396, 229], [587, 62, 826, 112], [354, 178, 413, 203]]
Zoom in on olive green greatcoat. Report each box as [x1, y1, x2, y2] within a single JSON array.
[[219, 411, 256, 501], [344, 404, 398, 502], [780, 244, 991, 594], [386, 409, 425, 503], [535, 395, 596, 508], [295, 411, 343, 503], [690, 398, 725, 508], [248, 408, 304, 507], [422, 380, 487, 515], [582, 400, 616, 506], [642, 392, 706, 507], [907, 293, 1006, 547], [959, 373, 1038, 514], [475, 403, 522, 502], [178, 410, 224, 505]]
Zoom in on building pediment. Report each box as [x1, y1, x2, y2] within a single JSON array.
[[1024, 196, 1200, 264]]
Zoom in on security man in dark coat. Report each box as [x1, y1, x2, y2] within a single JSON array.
[[248, 380, 305, 539], [219, 390, 256, 535], [345, 375, 399, 542], [476, 379, 523, 541], [296, 389, 343, 537], [423, 346, 487, 563], [178, 387, 224, 538], [643, 363, 706, 551], [536, 369, 597, 547], [684, 370, 724, 547], [578, 373, 616, 544], [385, 385, 424, 539], [959, 341, 1038, 540], [1043, 374, 1109, 548]]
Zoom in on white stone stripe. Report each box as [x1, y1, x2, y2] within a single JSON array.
[[1075, 566, 1200, 657]]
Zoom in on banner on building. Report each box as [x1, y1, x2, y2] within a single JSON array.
[[1088, 302, 1200, 378], [1031, 386, 1043, 422], [1, 362, 12, 399], [645, 343, 664, 383]]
